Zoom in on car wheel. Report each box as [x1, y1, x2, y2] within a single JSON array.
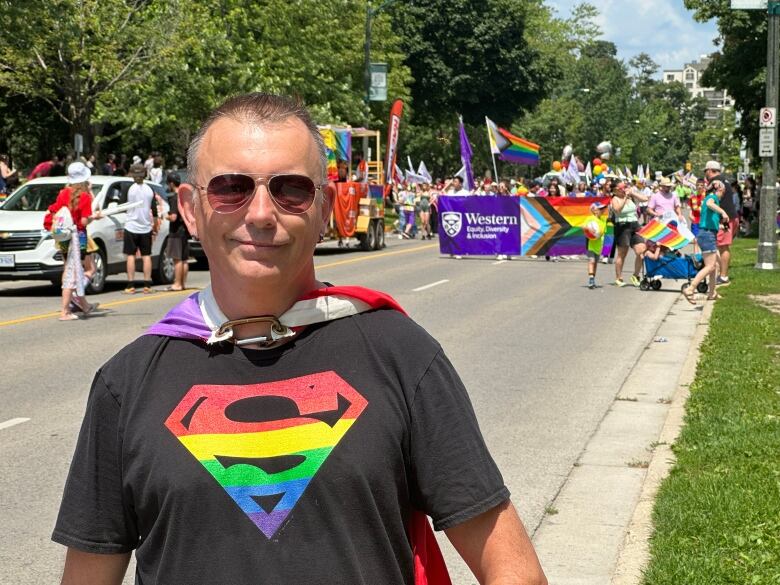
[[357, 232, 370, 251], [86, 246, 107, 294], [373, 219, 384, 250], [366, 221, 377, 250], [153, 238, 175, 285]]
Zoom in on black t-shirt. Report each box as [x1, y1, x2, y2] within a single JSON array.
[[712, 173, 737, 218], [167, 193, 188, 237], [53, 310, 508, 584]]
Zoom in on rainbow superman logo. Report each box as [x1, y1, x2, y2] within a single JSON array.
[[164, 371, 368, 538]]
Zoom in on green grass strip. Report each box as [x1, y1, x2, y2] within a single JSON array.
[[644, 238, 780, 584]]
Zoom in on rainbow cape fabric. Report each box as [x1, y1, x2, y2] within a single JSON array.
[[519, 196, 614, 256], [637, 219, 691, 251], [496, 128, 540, 166]]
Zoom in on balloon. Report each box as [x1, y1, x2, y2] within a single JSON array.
[[518, 186, 528, 195], [552, 161, 562, 171], [593, 165, 603, 175], [562, 145, 573, 160], [593, 158, 602, 167], [596, 141, 612, 154]]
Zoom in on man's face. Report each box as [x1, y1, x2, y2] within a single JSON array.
[[182, 117, 330, 291], [452, 177, 462, 189]]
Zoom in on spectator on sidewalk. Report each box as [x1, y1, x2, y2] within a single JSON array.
[[684, 180, 730, 304], [122, 164, 159, 294], [703, 161, 738, 286], [28, 154, 61, 180], [164, 173, 190, 291]]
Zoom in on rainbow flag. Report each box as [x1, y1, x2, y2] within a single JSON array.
[[486, 117, 540, 166], [637, 219, 691, 251], [165, 372, 368, 539], [520, 196, 613, 256]]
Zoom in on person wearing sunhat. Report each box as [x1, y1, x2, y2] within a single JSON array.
[[45, 162, 101, 320], [123, 163, 159, 294], [647, 177, 683, 224]]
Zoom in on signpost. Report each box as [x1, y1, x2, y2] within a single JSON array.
[[734, 0, 779, 269], [74, 133, 84, 159], [368, 63, 388, 101], [760, 106, 776, 126]]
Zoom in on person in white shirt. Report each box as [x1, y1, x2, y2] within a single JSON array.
[[123, 163, 159, 294]]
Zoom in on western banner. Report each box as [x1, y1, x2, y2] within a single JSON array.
[[437, 196, 521, 256]]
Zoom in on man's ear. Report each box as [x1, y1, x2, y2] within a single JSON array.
[[177, 184, 198, 238]]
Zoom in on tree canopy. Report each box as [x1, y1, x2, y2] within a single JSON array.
[[0, 0, 726, 179]]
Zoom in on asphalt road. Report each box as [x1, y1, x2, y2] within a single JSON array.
[[0, 236, 679, 584]]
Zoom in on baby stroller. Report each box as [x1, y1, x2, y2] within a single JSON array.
[[640, 252, 708, 293]]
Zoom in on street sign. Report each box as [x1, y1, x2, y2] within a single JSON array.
[[730, 0, 766, 8], [759, 127, 775, 157], [760, 107, 776, 127], [368, 63, 387, 101]]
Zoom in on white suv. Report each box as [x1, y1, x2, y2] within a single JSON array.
[[0, 176, 174, 292]]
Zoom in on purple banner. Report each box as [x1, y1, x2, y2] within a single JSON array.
[[437, 196, 521, 256]]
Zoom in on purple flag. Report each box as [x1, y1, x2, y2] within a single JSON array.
[[458, 116, 475, 191]]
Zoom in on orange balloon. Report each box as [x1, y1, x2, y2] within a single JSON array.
[[552, 161, 562, 171]]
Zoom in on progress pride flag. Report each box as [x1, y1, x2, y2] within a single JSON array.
[[437, 196, 520, 256]]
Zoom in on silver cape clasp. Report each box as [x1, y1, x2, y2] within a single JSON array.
[[214, 316, 296, 347]]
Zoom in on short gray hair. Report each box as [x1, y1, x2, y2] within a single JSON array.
[[187, 93, 328, 186]]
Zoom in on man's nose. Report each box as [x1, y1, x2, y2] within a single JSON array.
[[244, 181, 277, 226]]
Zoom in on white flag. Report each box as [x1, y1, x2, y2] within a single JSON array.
[[418, 161, 432, 183], [485, 116, 505, 155], [585, 162, 592, 182], [637, 165, 645, 181], [563, 155, 580, 185]]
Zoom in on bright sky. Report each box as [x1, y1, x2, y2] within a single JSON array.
[[545, 0, 720, 74]]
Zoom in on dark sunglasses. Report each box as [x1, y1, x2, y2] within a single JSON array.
[[196, 173, 323, 214]]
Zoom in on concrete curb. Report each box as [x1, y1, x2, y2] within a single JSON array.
[[609, 300, 715, 585], [532, 296, 715, 585]]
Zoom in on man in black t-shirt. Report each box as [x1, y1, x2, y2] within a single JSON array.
[[53, 93, 547, 585], [165, 172, 190, 291]]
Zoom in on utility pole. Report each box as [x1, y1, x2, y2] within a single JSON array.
[[758, 1, 780, 269], [364, 5, 372, 109]]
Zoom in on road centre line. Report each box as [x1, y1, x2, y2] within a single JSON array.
[[0, 244, 439, 329], [412, 279, 449, 292], [0, 289, 192, 329], [492, 260, 507, 265], [0, 418, 30, 431], [316, 243, 438, 270]]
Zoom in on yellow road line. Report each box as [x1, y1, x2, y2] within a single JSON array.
[[0, 243, 438, 329], [316, 243, 438, 270], [0, 289, 192, 328]]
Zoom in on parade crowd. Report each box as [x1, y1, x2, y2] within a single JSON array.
[[389, 160, 755, 295]]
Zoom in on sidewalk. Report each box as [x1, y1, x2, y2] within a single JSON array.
[[532, 295, 714, 585]]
